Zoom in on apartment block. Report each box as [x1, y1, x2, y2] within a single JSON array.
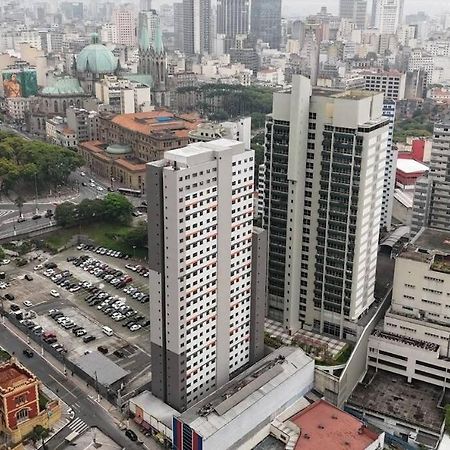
[[264, 75, 389, 338], [147, 139, 265, 412]]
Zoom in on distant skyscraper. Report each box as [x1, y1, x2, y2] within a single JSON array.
[[217, 0, 250, 53], [137, 9, 160, 49], [373, 0, 404, 34], [147, 139, 266, 412], [250, 0, 282, 50], [112, 6, 136, 46], [264, 75, 389, 338], [182, 0, 211, 55], [339, 0, 367, 29], [140, 0, 152, 10], [174, 2, 184, 51]]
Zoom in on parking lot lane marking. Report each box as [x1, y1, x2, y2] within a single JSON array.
[[49, 374, 78, 400]]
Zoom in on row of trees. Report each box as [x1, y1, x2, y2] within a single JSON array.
[[55, 193, 134, 227], [0, 132, 83, 195]]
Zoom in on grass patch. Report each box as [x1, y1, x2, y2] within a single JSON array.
[[335, 345, 353, 364], [44, 222, 147, 259]]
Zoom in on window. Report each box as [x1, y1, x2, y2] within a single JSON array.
[[15, 394, 27, 406], [16, 408, 28, 422]]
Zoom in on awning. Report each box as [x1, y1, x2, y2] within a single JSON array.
[[141, 420, 151, 431], [134, 416, 143, 425]]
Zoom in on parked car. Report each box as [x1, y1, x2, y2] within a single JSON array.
[[83, 335, 96, 343], [97, 345, 108, 354], [50, 290, 60, 298], [23, 300, 33, 308], [24, 274, 33, 281], [5, 293, 14, 301]]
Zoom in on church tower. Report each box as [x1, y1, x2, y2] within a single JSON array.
[[138, 14, 168, 107]]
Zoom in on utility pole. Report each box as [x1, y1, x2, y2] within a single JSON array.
[[34, 172, 38, 214]]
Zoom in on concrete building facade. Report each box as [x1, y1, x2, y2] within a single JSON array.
[[263, 75, 389, 338], [147, 139, 265, 412]]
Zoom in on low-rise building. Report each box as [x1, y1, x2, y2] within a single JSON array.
[[188, 117, 251, 149], [99, 110, 202, 162], [396, 159, 429, 190], [6, 97, 34, 120], [95, 75, 152, 114], [0, 358, 61, 446], [66, 107, 100, 143], [173, 347, 314, 450], [78, 140, 146, 191]]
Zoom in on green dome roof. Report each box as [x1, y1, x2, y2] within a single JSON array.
[[106, 144, 132, 155], [76, 34, 118, 75], [41, 76, 85, 95]]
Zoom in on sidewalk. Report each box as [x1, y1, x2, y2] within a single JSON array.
[[3, 319, 163, 450]]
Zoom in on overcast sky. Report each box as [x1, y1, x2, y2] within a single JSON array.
[[150, 0, 448, 18]]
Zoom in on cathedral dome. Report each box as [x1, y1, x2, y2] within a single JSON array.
[[76, 33, 118, 75]]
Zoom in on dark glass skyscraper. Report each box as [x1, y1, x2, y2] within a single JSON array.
[[250, 0, 282, 50]]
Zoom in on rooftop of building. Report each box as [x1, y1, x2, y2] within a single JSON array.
[[401, 228, 450, 266], [164, 139, 246, 168], [116, 157, 147, 172], [0, 360, 36, 393], [41, 76, 86, 96], [396, 158, 429, 174], [312, 87, 377, 100], [372, 329, 439, 353], [178, 347, 313, 439], [105, 110, 201, 139], [290, 399, 381, 450], [348, 369, 444, 433]]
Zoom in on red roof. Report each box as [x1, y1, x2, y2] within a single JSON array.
[[291, 400, 380, 450]]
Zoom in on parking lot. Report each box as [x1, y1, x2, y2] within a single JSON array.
[[1, 245, 152, 394]]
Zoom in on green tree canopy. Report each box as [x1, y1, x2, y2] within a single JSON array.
[[0, 132, 83, 194]]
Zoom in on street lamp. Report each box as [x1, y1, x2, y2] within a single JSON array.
[[132, 245, 136, 259]]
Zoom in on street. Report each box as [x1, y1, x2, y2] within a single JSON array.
[[0, 322, 148, 450]]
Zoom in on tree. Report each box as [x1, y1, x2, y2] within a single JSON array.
[[31, 425, 49, 449], [103, 193, 133, 224], [14, 195, 24, 219], [0, 247, 5, 260], [54, 202, 78, 227], [122, 221, 148, 248]]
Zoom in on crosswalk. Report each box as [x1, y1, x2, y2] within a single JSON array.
[[68, 417, 89, 435], [0, 210, 14, 219]]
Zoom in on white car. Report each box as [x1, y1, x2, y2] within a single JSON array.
[[50, 290, 60, 298], [90, 183, 95, 188], [33, 264, 43, 271], [96, 186, 104, 192], [130, 324, 141, 332], [23, 300, 33, 308], [80, 172, 85, 177], [1, 259, 10, 265]]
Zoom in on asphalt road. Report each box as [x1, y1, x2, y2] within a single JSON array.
[[0, 323, 144, 450]]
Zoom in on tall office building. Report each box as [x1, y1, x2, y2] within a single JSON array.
[[112, 6, 136, 46], [216, 0, 250, 53], [339, 0, 367, 29], [174, 2, 184, 52], [372, 0, 404, 34], [264, 75, 389, 338], [182, 0, 211, 55], [140, 0, 152, 10], [250, 0, 282, 50], [362, 70, 405, 231], [411, 120, 450, 235], [137, 9, 160, 49], [147, 139, 266, 412]]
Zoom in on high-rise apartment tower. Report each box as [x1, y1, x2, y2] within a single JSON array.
[[147, 139, 266, 412], [264, 75, 389, 339]]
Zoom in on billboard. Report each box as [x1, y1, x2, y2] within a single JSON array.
[[2, 70, 38, 98]]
